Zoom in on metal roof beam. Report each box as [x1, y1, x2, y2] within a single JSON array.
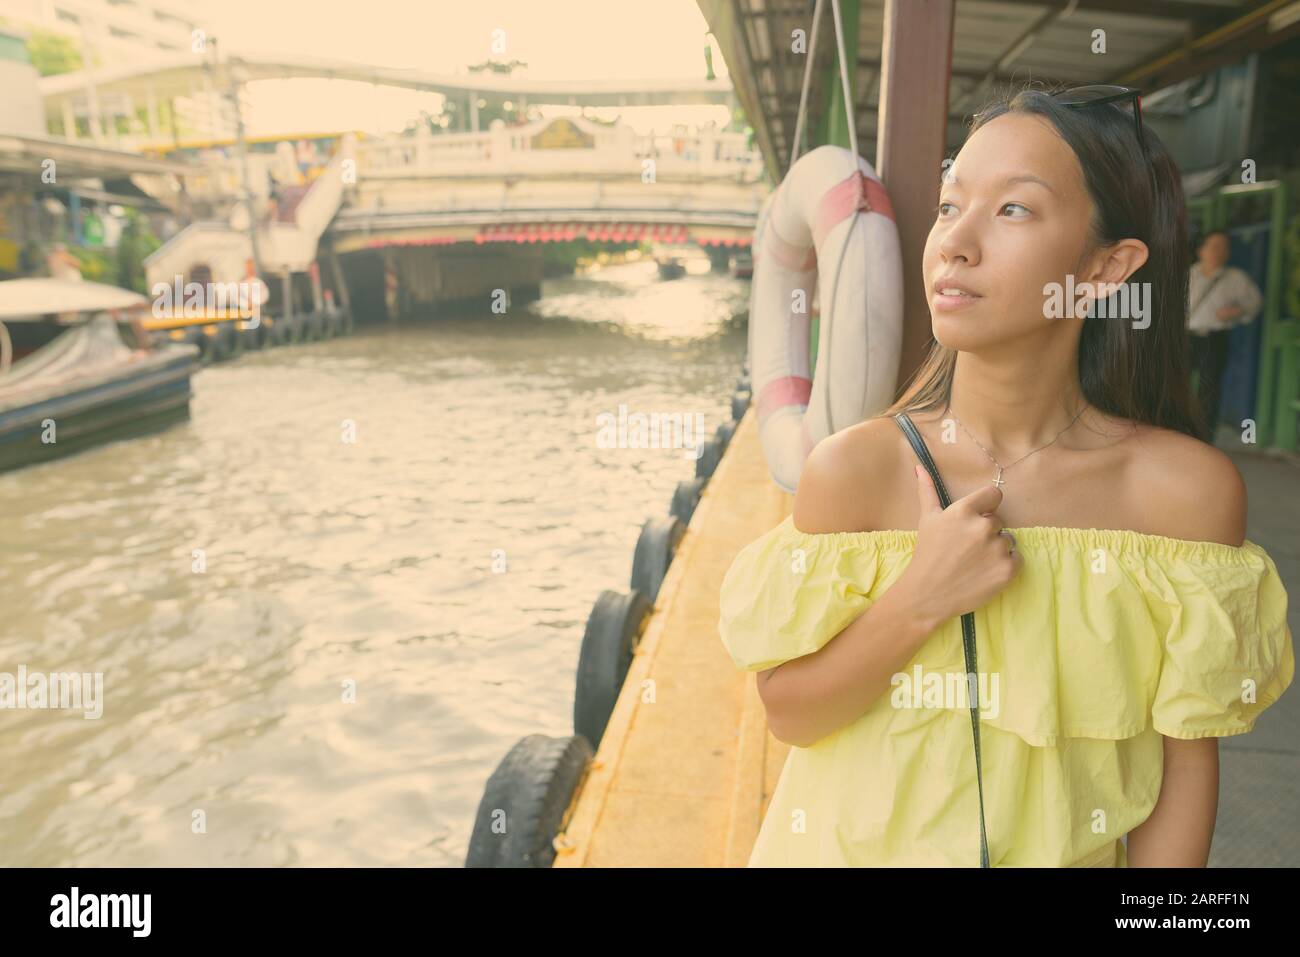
[[973, 0, 1250, 23]]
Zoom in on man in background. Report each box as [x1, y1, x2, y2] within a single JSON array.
[[1186, 230, 1263, 443]]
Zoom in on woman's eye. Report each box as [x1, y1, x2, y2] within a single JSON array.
[[935, 201, 1027, 217]]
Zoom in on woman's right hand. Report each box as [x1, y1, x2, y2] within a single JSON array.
[[896, 464, 1023, 628]]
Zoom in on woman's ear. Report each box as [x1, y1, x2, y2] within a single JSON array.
[[1085, 238, 1149, 287], [1073, 238, 1150, 317]]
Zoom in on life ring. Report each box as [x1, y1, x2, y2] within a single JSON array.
[[749, 144, 904, 492]]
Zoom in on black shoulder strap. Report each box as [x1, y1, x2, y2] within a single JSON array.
[[893, 411, 954, 507], [891, 411, 991, 869]]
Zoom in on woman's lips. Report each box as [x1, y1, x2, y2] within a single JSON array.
[[931, 289, 982, 311]]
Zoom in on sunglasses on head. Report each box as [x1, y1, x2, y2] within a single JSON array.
[[1051, 84, 1148, 156], [973, 84, 1148, 148], [973, 84, 1155, 192]]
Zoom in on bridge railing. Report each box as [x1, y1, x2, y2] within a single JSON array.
[[352, 126, 763, 181], [168, 125, 765, 212]]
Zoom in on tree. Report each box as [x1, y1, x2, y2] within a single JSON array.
[[26, 29, 83, 77], [467, 58, 527, 75], [115, 211, 162, 294]]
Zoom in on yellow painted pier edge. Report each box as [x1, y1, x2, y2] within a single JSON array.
[[552, 406, 791, 867]]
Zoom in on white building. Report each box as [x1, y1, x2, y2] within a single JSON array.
[[0, 0, 202, 63]]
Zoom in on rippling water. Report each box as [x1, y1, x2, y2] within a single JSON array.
[[0, 259, 748, 866]]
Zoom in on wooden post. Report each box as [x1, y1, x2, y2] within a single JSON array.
[[281, 272, 294, 323], [309, 260, 323, 313], [326, 245, 352, 312], [876, 0, 955, 398], [383, 251, 399, 322]]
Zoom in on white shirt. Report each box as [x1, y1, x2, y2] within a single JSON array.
[[1187, 264, 1263, 335]]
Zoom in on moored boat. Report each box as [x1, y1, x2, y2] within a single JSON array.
[[0, 278, 201, 473], [656, 257, 686, 280]]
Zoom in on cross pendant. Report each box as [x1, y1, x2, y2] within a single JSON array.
[[992, 469, 1005, 489]]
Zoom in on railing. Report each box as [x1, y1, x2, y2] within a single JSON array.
[[352, 126, 763, 181], [284, 136, 354, 238], [143, 220, 244, 274], [162, 125, 764, 213]]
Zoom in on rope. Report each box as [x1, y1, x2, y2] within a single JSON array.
[[788, 0, 825, 170], [780, 0, 865, 439], [819, 0, 863, 435]]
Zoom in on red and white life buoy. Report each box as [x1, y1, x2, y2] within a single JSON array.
[[749, 144, 903, 492]]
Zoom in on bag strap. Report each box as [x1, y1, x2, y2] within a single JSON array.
[[1189, 268, 1229, 327], [892, 411, 991, 868]]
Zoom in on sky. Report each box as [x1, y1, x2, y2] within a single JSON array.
[[198, 0, 732, 137]]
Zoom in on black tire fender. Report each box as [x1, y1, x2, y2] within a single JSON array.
[[573, 589, 651, 750], [464, 733, 593, 867], [731, 389, 751, 422], [670, 477, 706, 526], [629, 515, 684, 604]]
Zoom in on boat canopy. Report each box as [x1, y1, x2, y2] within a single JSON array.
[[0, 314, 137, 400], [0, 278, 149, 322]]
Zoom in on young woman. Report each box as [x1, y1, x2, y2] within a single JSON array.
[[718, 84, 1294, 867]]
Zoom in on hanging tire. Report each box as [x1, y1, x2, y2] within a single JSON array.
[[304, 310, 325, 341], [715, 419, 736, 451], [287, 314, 308, 343], [737, 375, 750, 393], [695, 436, 723, 479], [630, 515, 684, 605], [465, 733, 593, 868], [670, 477, 706, 526], [239, 321, 263, 352], [268, 317, 290, 347], [196, 325, 219, 363], [732, 389, 751, 422], [574, 589, 651, 751], [180, 324, 205, 354], [212, 321, 242, 362]]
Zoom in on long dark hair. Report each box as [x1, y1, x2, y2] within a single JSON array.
[[879, 83, 1205, 439]]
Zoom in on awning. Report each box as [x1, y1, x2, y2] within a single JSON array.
[[698, 0, 1300, 182], [0, 277, 148, 321]]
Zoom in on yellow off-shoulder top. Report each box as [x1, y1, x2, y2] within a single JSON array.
[[717, 514, 1295, 867]]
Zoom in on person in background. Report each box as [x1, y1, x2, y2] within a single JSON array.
[[46, 241, 82, 281], [45, 241, 83, 325], [1186, 230, 1263, 442]]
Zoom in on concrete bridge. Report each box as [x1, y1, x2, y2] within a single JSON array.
[[146, 113, 768, 319]]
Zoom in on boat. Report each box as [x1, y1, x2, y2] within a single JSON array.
[[656, 257, 686, 280], [0, 278, 201, 473], [729, 250, 753, 278]]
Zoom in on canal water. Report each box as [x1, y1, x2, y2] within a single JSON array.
[[0, 259, 748, 866]]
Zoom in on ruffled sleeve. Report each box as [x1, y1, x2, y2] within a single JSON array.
[[717, 515, 897, 673], [1146, 541, 1295, 739], [897, 526, 1294, 748]]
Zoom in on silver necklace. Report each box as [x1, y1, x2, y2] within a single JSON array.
[[948, 402, 1087, 489]]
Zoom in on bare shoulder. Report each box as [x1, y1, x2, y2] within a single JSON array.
[[792, 415, 904, 534], [1125, 423, 1247, 546]]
